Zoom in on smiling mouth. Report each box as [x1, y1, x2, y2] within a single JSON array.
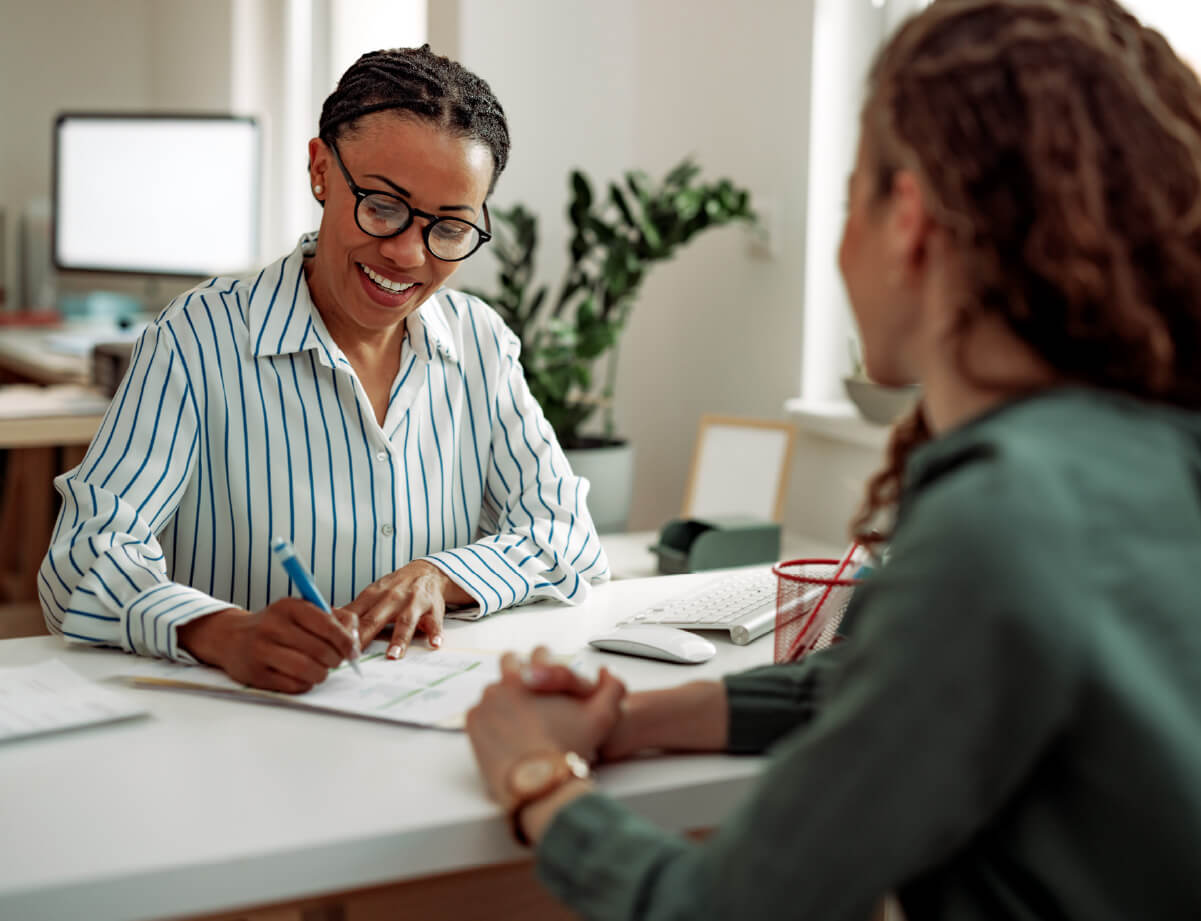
[[359, 263, 418, 294]]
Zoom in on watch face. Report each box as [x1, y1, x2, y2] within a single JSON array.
[[512, 756, 558, 796]]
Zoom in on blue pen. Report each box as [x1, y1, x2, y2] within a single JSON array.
[[270, 537, 363, 678]]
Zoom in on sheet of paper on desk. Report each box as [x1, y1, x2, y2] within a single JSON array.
[[117, 645, 501, 730], [0, 659, 149, 743]]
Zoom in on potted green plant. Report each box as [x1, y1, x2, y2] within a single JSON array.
[[466, 158, 755, 531]]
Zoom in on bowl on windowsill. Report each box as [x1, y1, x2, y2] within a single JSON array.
[[842, 375, 920, 426]]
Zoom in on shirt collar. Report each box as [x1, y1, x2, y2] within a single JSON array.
[[406, 290, 460, 365], [247, 233, 330, 360]]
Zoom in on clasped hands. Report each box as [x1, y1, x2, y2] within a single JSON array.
[[179, 559, 473, 692], [465, 648, 631, 814]]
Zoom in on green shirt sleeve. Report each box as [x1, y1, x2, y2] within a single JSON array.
[[722, 657, 828, 754], [535, 456, 1085, 921]]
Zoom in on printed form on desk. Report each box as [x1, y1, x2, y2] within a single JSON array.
[[0, 659, 149, 742], [118, 644, 502, 730]]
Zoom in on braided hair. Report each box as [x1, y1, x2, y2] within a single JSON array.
[[850, 0, 1201, 548], [318, 45, 510, 191]]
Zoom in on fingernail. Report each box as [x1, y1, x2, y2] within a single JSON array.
[[521, 664, 547, 685], [387, 644, 404, 659], [430, 634, 442, 648]]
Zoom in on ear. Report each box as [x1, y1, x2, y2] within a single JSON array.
[[308, 137, 328, 201], [886, 170, 934, 280]]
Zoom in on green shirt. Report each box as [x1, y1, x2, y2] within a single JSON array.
[[536, 388, 1201, 920]]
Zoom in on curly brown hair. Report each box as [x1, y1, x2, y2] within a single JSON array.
[[850, 0, 1201, 548]]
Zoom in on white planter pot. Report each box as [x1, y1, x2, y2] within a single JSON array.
[[842, 376, 920, 425], [563, 440, 635, 534]]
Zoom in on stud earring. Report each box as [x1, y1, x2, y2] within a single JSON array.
[[313, 184, 324, 195]]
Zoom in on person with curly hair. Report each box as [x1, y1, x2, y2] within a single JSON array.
[[464, 2, 1201, 918]]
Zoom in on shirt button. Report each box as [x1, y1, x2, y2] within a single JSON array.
[[381, 524, 395, 537], [375, 450, 388, 462]]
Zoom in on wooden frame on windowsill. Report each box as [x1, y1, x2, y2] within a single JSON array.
[[682, 415, 797, 523]]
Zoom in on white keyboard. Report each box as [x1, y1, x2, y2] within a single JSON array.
[[620, 568, 779, 645]]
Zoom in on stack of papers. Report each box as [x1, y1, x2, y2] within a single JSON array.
[[0, 659, 148, 743]]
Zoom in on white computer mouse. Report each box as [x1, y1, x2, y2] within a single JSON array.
[[588, 624, 717, 664]]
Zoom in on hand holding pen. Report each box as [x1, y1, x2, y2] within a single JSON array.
[[176, 590, 363, 694], [271, 538, 364, 678]]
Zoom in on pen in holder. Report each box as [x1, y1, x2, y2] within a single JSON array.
[[771, 550, 864, 664]]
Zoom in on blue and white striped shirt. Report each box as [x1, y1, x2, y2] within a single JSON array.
[[39, 234, 609, 660]]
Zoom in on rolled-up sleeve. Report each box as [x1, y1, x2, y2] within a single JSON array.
[[39, 323, 230, 660], [423, 328, 609, 615]]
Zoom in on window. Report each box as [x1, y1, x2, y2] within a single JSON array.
[[798, 0, 928, 413], [1123, 1, 1201, 69], [329, 0, 426, 86], [794, 0, 1197, 431], [231, 0, 426, 263]]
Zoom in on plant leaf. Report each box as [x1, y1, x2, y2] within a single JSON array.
[[472, 157, 754, 446]]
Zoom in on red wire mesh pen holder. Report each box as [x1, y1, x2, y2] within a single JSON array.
[[771, 558, 862, 663]]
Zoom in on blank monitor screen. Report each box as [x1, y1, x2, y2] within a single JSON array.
[[54, 113, 260, 277]]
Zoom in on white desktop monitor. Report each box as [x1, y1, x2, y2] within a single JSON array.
[[53, 113, 260, 277]]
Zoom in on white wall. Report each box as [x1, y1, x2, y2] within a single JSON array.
[[232, 0, 291, 266], [329, 0, 426, 86], [446, 0, 640, 302], [147, 1, 234, 109], [619, 1, 817, 532], [448, 0, 873, 541]]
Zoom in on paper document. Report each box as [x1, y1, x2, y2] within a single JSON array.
[[0, 659, 149, 743], [119, 643, 501, 730]]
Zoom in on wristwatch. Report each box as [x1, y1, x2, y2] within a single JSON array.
[[506, 750, 590, 846]]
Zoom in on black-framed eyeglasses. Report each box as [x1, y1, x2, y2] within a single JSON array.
[[325, 138, 492, 262]]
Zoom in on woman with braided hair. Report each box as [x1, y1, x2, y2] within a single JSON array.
[[39, 46, 608, 690], [463, 2, 1201, 918]]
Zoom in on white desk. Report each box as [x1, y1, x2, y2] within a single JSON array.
[[0, 573, 775, 921]]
